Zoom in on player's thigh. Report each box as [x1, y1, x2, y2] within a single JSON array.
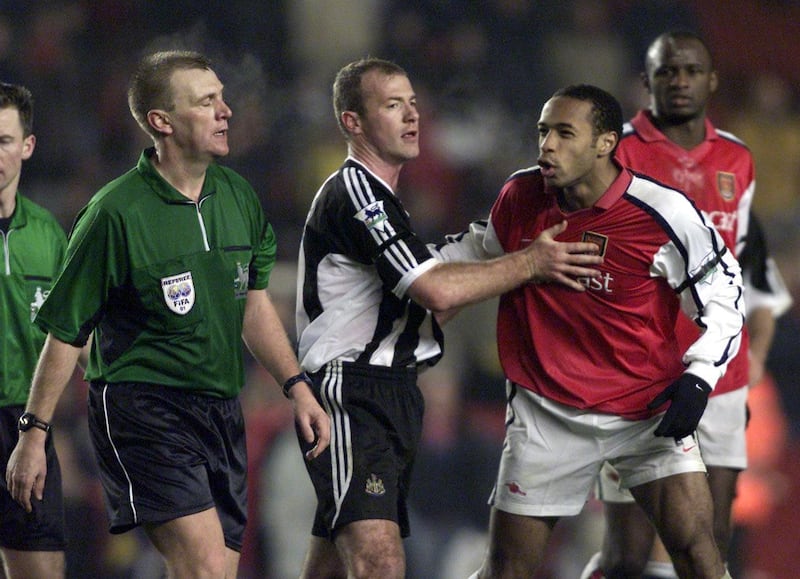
[[483, 507, 557, 577], [334, 518, 404, 574], [300, 536, 346, 579], [706, 465, 739, 557], [144, 507, 234, 575], [707, 465, 739, 520], [1, 548, 65, 579], [601, 500, 656, 569], [629, 471, 714, 547]]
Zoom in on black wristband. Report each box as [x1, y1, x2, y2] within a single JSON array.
[[18, 412, 52, 434], [282, 371, 312, 398]]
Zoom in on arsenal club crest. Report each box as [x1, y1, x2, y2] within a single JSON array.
[[581, 231, 608, 257], [716, 171, 736, 201], [161, 271, 195, 315]]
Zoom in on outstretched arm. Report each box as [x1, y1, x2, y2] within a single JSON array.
[[431, 220, 602, 289], [413, 220, 603, 313]]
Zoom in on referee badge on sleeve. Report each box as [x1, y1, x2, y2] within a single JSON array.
[[161, 271, 195, 315]]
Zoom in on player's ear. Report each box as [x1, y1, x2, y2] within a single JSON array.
[[597, 131, 618, 157], [641, 71, 651, 93], [342, 111, 361, 135], [709, 70, 719, 95], [148, 109, 173, 136], [20, 134, 35, 161]]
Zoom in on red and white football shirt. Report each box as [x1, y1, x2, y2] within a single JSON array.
[[485, 166, 743, 419], [617, 110, 754, 396]]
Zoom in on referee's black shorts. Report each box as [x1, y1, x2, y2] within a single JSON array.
[[88, 382, 248, 551], [0, 406, 66, 551], [299, 361, 424, 539]]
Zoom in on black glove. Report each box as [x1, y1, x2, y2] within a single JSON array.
[[648, 373, 711, 440]]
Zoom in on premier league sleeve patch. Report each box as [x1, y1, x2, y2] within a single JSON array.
[[354, 200, 388, 232], [161, 271, 195, 314]]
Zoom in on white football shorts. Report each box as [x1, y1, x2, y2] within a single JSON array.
[[489, 382, 706, 517], [596, 385, 748, 503]]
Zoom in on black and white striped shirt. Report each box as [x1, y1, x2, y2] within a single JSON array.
[[295, 158, 444, 372]]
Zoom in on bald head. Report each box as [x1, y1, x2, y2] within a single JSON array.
[[645, 31, 713, 76], [641, 31, 718, 125]]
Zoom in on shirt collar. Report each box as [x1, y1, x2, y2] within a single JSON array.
[[594, 159, 633, 210], [631, 110, 719, 144], [136, 147, 216, 203], [7, 194, 27, 228], [545, 159, 632, 211]]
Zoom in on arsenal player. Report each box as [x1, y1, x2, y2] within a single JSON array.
[[582, 30, 792, 579]]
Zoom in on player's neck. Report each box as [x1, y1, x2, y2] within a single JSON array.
[[349, 147, 403, 192], [0, 183, 18, 218], [655, 116, 706, 150], [558, 162, 620, 212], [151, 148, 209, 202]]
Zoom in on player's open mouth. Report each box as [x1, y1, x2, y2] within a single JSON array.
[[538, 159, 557, 178]]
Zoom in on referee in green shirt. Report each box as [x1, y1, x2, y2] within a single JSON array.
[[5, 51, 329, 578], [0, 82, 68, 578]]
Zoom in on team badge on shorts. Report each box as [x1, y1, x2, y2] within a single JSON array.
[[716, 171, 736, 201], [365, 474, 386, 496], [504, 480, 527, 496], [161, 271, 195, 314]]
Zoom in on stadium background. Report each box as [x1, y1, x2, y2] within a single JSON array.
[[2, 1, 799, 577]]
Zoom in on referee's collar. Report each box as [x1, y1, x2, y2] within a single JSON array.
[[137, 147, 217, 203]]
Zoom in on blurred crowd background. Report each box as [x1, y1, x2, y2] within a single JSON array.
[[2, 1, 799, 577]]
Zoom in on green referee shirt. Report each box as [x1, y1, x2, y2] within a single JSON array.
[[1, 194, 67, 406], [35, 148, 277, 398]]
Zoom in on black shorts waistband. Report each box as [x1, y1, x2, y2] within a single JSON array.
[[89, 381, 234, 402], [314, 361, 418, 382]]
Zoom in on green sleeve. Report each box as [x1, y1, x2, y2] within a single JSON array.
[[35, 204, 123, 346], [250, 221, 277, 290]]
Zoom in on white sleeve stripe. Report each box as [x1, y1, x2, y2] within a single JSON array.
[[344, 166, 398, 245], [343, 166, 371, 208], [343, 166, 422, 273], [386, 238, 419, 272]]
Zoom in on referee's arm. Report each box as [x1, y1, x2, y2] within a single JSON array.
[[242, 288, 330, 459]]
